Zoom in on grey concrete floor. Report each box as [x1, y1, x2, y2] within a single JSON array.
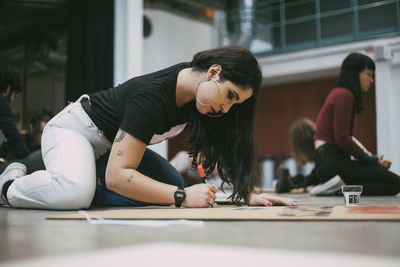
[[0, 194, 399, 265]]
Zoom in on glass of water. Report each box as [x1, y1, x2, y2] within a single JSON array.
[[341, 185, 363, 206]]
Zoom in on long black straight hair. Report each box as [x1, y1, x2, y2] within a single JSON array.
[[186, 46, 262, 204], [336, 52, 375, 113]]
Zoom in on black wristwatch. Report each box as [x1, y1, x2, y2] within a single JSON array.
[[174, 187, 186, 208]]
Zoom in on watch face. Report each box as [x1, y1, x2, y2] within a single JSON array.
[[174, 189, 185, 207]]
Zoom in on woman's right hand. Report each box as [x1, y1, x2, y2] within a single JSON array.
[[183, 183, 218, 208]]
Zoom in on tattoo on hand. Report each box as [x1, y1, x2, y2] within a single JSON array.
[[115, 130, 126, 143], [127, 175, 134, 182], [117, 150, 124, 156]]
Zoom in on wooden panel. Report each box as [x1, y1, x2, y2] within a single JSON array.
[[254, 78, 377, 165], [169, 77, 377, 170]]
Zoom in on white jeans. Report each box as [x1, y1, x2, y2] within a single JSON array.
[[7, 95, 112, 210]]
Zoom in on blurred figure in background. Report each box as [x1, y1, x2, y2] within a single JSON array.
[[25, 109, 53, 152], [0, 109, 53, 159], [0, 65, 30, 159], [0, 109, 53, 174], [276, 117, 344, 195], [170, 150, 231, 190], [314, 53, 400, 196]]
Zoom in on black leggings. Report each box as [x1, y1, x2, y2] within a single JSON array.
[[0, 149, 45, 175], [314, 144, 400, 196]]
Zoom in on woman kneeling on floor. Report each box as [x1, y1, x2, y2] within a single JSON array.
[[0, 46, 296, 210]]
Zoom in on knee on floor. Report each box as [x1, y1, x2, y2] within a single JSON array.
[[47, 179, 95, 210]]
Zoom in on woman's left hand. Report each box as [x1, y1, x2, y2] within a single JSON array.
[[248, 193, 298, 206], [378, 155, 392, 169]]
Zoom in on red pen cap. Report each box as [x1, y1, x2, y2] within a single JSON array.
[[197, 164, 205, 178]]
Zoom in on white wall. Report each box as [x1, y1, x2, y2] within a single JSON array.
[[259, 36, 400, 175], [388, 64, 400, 172], [114, 0, 143, 85], [375, 44, 400, 173], [143, 9, 213, 75], [114, 4, 213, 158], [142, 9, 213, 158]]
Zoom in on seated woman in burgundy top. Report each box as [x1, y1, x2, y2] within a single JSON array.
[[314, 53, 400, 195]]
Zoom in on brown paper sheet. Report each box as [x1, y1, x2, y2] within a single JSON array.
[[47, 205, 400, 221]]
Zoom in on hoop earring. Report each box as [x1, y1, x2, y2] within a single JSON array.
[[195, 78, 220, 106]]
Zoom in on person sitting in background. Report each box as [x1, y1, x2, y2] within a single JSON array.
[[276, 117, 344, 195], [314, 52, 400, 196], [170, 150, 231, 190], [25, 109, 53, 152], [0, 65, 30, 159], [0, 109, 53, 159], [0, 109, 53, 174], [169, 150, 200, 186]]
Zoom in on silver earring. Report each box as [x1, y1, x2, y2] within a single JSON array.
[[195, 78, 220, 106]]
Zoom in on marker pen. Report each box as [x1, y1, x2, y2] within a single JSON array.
[[197, 164, 206, 183]]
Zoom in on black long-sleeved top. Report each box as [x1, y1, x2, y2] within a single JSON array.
[[0, 94, 30, 159]]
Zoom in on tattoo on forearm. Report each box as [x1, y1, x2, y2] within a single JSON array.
[[127, 175, 134, 182], [115, 130, 126, 143], [117, 150, 124, 156]]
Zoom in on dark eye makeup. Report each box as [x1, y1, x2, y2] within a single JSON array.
[[228, 90, 239, 101]]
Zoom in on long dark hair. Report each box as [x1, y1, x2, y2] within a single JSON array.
[[336, 53, 375, 113], [186, 46, 262, 204], [289, 118, 315, 165]]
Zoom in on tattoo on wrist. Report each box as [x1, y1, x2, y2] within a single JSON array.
[[115, 130, 126, 142], [117, 150, 124, 156], [127, 175, 134, 182]]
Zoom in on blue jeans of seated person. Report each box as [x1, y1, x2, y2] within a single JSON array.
[[93, 148, 184, 207]]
